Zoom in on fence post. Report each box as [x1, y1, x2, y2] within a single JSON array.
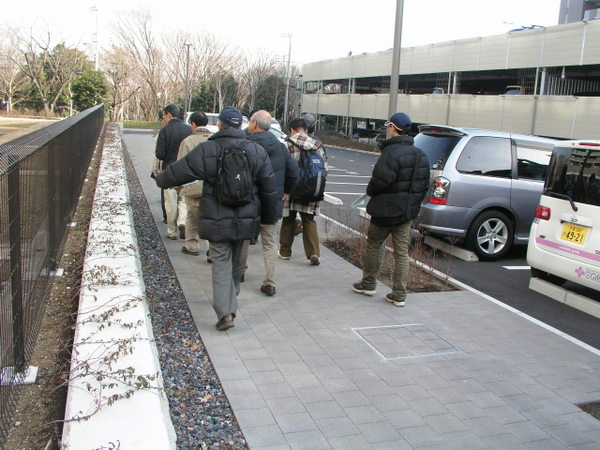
[[8, 165, 24, 373]]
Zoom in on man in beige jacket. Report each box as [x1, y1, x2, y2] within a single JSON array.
[[176, 112, 213, 257]]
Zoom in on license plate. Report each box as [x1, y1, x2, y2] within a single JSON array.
[[561, 223, 588, 244]]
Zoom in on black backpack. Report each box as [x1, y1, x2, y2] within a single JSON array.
[[215, 143, 253, 207], [291, 147, 327, 202]]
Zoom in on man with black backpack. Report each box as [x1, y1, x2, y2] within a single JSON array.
[[155, 106, 277, 331], [279, 117, 328, 266]]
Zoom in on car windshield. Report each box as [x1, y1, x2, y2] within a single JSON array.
[[269, 128, 286, 140], [545, 146, 600, 206], [414, 133, 462, 169]]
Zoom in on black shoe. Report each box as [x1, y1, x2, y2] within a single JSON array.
[[206, 250, 212, 264], [178, 225, 186, 239], [216, 314, 234, 331], [260, 284, 276, 296], [352, 281, 376, 296], [181, 246, 200, 256], [240, 273, 245, 283], [309, 255, 320, 266], [385, 293, 406, 307]]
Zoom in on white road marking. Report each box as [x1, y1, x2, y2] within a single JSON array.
[[503, 266, 531, 270]]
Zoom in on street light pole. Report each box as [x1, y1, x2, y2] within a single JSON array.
[[282, 34, 292, 127], [184, 43, 192, 113], [388, 0, 404, 126], [90, 6, 99, 70]]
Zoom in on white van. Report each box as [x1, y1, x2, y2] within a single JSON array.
[[527, 140, 600, 290]]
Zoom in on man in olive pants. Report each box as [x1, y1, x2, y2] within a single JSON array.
[[352, 112, 430, 306]]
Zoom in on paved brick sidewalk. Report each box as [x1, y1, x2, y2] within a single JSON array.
[[126, 131, 600, 449]]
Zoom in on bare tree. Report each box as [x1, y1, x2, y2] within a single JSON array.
[[239, 51, 278, 114], [112, 10, 167, 120], [103, 46, 140, 121], [15, 30, 90, 115], [0, 28, 29, 113]]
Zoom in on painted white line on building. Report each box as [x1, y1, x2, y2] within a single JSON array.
[[321, 214, 600, 357]]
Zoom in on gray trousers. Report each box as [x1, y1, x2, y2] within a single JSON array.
[[209, 240, 244, 320]]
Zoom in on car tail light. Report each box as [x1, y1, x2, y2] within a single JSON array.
[[535, 205, 551, 220], [429, 176, 450, 205]]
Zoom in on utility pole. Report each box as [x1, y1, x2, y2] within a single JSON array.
[[91, 6, 99, 70], [184, 43, 192, 113], [388, 0, 404, 136], [282, 33, 292, 127]]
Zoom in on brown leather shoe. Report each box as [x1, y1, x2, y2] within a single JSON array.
[[260, 284, 276, 296], [216, 314, 234, 331]]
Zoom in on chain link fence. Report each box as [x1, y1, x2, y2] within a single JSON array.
[[0, 105, 104, 446]]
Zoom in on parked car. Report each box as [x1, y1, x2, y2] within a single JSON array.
[[185, 112, 248, 133], [414, 125, 559, 260], [527, 140, 600, 289], [267, 126, 287, 143], [271, 118, 282, 132]]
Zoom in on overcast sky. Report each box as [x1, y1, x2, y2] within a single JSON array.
[[4, 0, 562, 65]]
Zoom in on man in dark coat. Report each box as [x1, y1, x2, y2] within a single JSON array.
[[352, 112, 430, 307], [155, 104, 191, 239], [240, 110, 298, 296], [156, 106, 278, 330]]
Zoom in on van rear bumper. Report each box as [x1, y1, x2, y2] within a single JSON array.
[[415, 203, 473, 239], [527, 236, 600, 292]]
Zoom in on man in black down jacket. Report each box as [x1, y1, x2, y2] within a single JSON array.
[[155, 104, 191, 239], [352, 112, 430, 307], [156, 106, 278, 331], [239, 110, 298, 296]]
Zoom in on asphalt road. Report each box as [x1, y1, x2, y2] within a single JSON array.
[[321, 144, 600, 350]]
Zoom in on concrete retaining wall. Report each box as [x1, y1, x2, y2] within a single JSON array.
[[61, 124, 175, 449]]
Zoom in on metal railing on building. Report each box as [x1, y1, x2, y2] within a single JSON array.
[[0, 105, 104, 445]]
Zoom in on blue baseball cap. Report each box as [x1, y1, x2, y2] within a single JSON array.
[[385, 112, 412, 132], [218, 106, 243, 128]]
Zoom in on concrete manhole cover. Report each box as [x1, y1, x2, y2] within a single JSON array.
[[353, 323, 461, 359]]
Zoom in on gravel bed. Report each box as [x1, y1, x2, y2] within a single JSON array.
[[123, 148, 247, 450]]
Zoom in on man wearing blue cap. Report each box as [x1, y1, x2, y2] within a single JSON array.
[[352, 112, 430, 307], [156, 106, 278, 331]]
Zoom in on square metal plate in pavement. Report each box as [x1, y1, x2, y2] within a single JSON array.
[[352, 324, 461, 360]]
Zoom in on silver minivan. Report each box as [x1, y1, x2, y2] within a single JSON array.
[[414, 125, 559, 260]]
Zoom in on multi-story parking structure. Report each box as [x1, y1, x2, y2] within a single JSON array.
[[300, 19, 600, 140]]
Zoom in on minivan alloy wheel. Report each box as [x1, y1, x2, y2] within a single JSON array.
[[466, 210, 514, 260]]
